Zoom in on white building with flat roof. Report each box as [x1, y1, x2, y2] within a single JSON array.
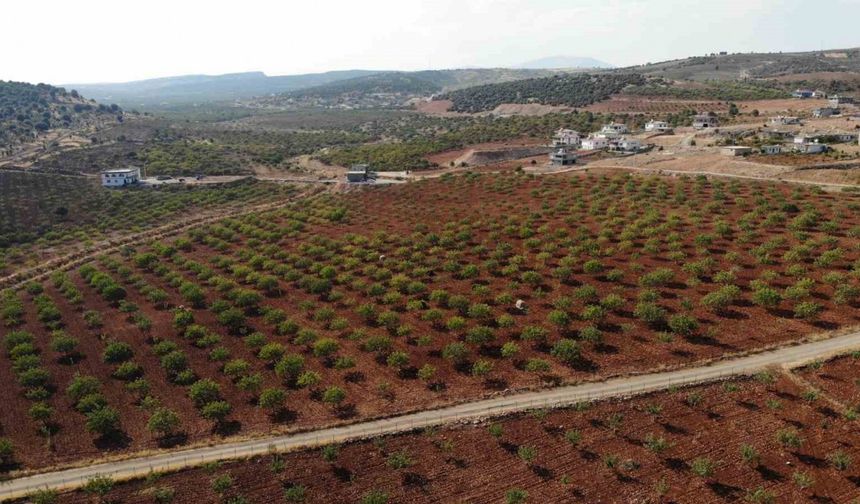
[[552, 129, 581, 147], [581, 136, 609, 151], [101, 168, 140, 187], [769, 116, 800, 125], [600, 123, 628, 135], [645, 120, 671, 132]]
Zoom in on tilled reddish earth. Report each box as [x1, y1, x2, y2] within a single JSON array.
[[48, 362, 860, 503], [3, 172, 860, 473]]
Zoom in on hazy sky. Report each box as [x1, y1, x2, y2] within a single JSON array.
[[5, 0, 859, 85]]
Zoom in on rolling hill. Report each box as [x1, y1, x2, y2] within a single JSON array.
[[65, 70, 381, 108], [615, 48, 860, 81], [438, 73, 645, 113], [251, 68, 564, 109], [0, 80, 122, 151], [516, 55, 614, 69]]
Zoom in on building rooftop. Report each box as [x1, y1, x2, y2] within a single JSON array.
[[102, 168, 139, 174]]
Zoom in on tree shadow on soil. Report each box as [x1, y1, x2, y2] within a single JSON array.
[[813, 320, 839, 331], [484, 378, 508, 391], [783, 418, 805, 429], [273, 408, 299, 424], [94, 431, 131, 451], [531, 465, 554, 481], [332, 466, 352, 482], [663, 458, 686, 472], [795, 452, 827, 468], [660, 422, 689, 435], [737, 400, 759, 411], [714, 309, 749, 321], [446, 457, 469, 469], [403, 471, 430, 489], [0, 461, 21, 473], [335, 404, 358, 420], [571, 358, 599, 373], [345, 371, 365, 383], [774, 390, 799, 401], [214, 420, 242, 437], [707, 481, 742, 500], [768, 307, 794, 319], [684, 333, 734, 349], [499, 441, 518, 455], [755, 464, 784, 482], [594, 343, 619, 355], [817, 406, 839, 419], [579, 449, 599, 462], [157, 432, 189, 449]]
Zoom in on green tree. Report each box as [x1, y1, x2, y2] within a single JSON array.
[[85, 407, 122, 437], [147, 407, 181, 438], [201, 400, 232, 424], [322, 386, 346, 407], [258, 388, 286, 413]]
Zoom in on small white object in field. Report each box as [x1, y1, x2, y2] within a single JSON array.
[[379, 254, 386, 262], [515, 299, 525, 310]]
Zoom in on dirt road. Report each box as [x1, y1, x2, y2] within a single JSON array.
[[3, 328, 859, 500]]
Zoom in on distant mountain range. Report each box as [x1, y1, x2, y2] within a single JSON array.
[[516, 56, 614, 69], [64, 70, 381, 107], [67, 68, 563, 109], [57, 48, 860, 110]]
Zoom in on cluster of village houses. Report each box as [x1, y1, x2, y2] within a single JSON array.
[[549, 115, 720, 165], [550, 96, 859, 166]]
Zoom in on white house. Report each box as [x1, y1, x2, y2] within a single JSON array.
[[549, 147, 577, 166], [600, 123, 628, 135], [769, 116, 800, 125], [720, 146, 753, 157], [794, 135, 816, 145], [813, 107, 839, 118], [828, 95, 855, 107], [552, 129, 581, 147], [101, 168, 140, 187], [616, 137, 641, 152], [794, 142, 826, 154], [761, 144, 783, 155], [581, 136, 609, 150], [693, 115, 719, 129], [645, 120, 671, 132]]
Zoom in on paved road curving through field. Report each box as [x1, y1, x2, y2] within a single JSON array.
[[3, 329, 860, 500]]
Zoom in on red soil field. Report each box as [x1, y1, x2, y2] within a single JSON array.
[[3, 172, 860, 473], [797, 354, 860, 408], [47, 360, 860, 503]]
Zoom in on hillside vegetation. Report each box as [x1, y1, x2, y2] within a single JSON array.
[[251, 69, 563, 110], [626, 79, 789, 101], [0, 81, 121, 151], [619, 48, 860, 81], [439, 73, 645, 113], [287, 73, 441, 100], [318, 111, 607, 170]]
